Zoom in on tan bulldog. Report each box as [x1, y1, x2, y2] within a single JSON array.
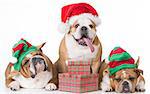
[[5, 39, 58, 91], [55, 3, 107, 88], [101, 55, 145, 93]]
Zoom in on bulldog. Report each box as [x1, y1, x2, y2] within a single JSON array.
[[101, 47, 145, 93], [5, 39, 58, 91], [55, 3, 106, 80]]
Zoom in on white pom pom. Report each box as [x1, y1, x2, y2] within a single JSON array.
[[58, 22, 70, 34], [9, 57, 17, 64]]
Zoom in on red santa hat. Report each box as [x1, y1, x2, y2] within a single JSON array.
[[59, 3, 101, 33]]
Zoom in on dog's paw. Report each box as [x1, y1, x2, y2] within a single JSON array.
[[45, 83, 57, 91], [8, 81, 20, 91], [136, 81, 145, 92], [136, 88, 145, 92], [102, 85, 113, 92]]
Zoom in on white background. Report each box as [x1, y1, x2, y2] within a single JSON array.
[[0, 0, 150, 93]]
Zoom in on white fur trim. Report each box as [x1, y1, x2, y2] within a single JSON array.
[[58, 13, 101, 34], [69, 13, 101, 26], [9, 57, 17, 64], [58, 22, 70, 34]]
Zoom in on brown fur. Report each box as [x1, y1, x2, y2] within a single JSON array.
[[55, 20, 106, 89], [5, 43, 58, 88]]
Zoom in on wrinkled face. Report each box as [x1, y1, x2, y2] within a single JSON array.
[[112, 69, 138, 93], [21, 43, 49, 78], [69, 17, 97, 47]]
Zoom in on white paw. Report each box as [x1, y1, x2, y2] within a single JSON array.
[[101, 74, 113, 92], [101, 82, 113, 92], [136, 81, 145, 92], [8, 81, 20, 91], [45, 83, 57, 91]]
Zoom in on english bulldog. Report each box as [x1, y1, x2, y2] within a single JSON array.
[[5, 40, 58, 91], [55, 3, 106, 88], [101, 57, 145, 93]]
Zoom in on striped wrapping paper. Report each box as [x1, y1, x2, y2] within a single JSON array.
[[67, 60, 91, 66], [59, 73, 98, 93], [68, 65, 91, 75]]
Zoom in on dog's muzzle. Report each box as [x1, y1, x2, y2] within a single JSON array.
[[80, 26, 88, 38], [122, 81, 130, 93]]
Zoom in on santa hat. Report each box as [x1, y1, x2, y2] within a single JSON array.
[[59, 3, 101, 33], [108, 47, 137, 76], [11, 38, 38, 71]]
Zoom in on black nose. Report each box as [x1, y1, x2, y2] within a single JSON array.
[[81, 26, 88, 38], [122, 81, 129, 86], [81, 26, 87, 31], [31, 74, 35, 78]]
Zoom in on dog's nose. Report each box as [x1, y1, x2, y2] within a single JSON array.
[[81, 26, 87, 31], [122, 81, 129, 86], [31, 74, 35, 78], [81, 26, 88, 38]]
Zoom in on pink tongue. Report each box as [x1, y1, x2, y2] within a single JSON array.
[[83, 38, 94, 52]]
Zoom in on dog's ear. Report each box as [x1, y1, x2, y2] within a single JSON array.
[[134, 68, 143, 77], [135, 56, 140, 68], [37, 42, 46, 50]]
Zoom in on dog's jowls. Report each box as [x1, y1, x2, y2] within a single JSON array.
[[5, 43, 58, 91], [101, 57, 145, 93]]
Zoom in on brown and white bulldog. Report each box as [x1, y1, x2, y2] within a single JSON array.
[[5, 42, 58, 91], [55, 3, 107, 88], [101, 57, 145, 93]]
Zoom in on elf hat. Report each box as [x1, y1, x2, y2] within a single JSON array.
[[59, 3, 101, 33], [108, 47, 137, 76], [11, 38, 37, 71]]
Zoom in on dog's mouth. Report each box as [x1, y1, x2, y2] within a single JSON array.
[[72, 35, 94, 52]]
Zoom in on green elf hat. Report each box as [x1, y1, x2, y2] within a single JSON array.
[[108, 47, 137, 76], [12, 38, 37, 71]]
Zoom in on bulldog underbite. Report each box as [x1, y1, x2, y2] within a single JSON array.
[[101, 47, 145, 93], [5, 39, 58, 91]]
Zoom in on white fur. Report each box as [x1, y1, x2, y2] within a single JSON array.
[[101, 73, 112, 92], [65, 34, 99, 60], [122, 71, 127, 78], [8, 81, 20, 91], [136, 80, 145, 91], [45, 83, 57, 90], [13, 71, 52, 89], [71, 17, 96, 40], [69, 13, 101, 26]]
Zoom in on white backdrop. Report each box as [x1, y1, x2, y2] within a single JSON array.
[[0, 0, 150, 93]]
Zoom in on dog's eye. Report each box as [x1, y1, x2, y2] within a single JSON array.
[[114, 78, 121, 82], [129, 77, 135, 81], [89, 24, 93, 28], [75, 24, 79, 28]]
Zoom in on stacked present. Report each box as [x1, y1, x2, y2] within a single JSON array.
[[59, 60, 99, 93]]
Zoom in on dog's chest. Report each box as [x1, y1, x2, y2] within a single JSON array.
[[13, 71, 52, 89], [65, 35, 99, 59]]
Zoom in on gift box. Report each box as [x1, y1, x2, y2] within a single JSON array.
[[67, 60, 91, 66], [68, 65, 91, 75], [59, 73, 98, 93]]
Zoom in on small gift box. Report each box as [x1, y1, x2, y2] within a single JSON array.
[[59, 73, 98, 93], [67, 60, 91, 66], [68, 65, 91, 75]]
